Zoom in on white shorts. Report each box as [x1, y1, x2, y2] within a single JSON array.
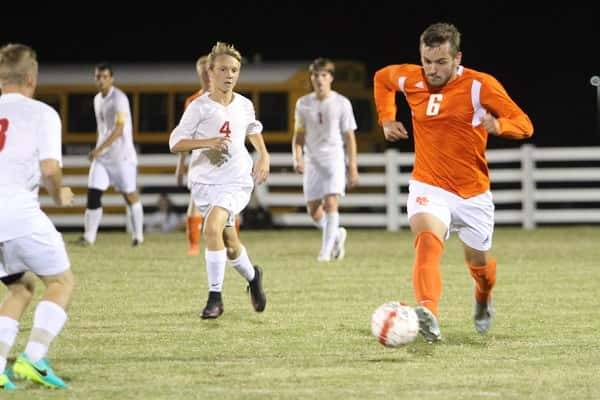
[[303, 158, 346, 202], [88, 159, 138, 194], [0, 214, 70, 278], [191, 183, 251, 227], [406, 180, 495, 251]]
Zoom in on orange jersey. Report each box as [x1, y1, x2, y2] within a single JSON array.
[[184, 89, 204, 110], [374, 64, 533, 198]]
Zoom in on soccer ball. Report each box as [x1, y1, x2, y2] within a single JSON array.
[[371, 301, 419, 347]]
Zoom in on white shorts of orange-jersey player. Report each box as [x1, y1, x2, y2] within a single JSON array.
[[407, 179, 494, 252]]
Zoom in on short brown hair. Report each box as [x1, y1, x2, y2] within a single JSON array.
[[309, 58, 335, 76], [0, 43, 38, 86], [420, 23, 461, 56]]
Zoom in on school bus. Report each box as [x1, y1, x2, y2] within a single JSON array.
[[35, 60, 386, 153]]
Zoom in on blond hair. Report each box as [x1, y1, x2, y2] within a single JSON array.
[[208, 42, 242, 67], [196, 55, 209, 71], [0, 43, 38, 86]]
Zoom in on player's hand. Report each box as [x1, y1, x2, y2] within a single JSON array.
[[253, 156, 270, 185], [88, 148, 101, 161], [480, 112, 500, 135], [206, 137, 230, 152], [382, 120, 409, 141], [347, 165, 359, 189], [58, 187, 74, 206], [293, 156, 304, 174]]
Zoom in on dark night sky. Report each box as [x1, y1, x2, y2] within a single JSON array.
[[3, 2, 600, 147]]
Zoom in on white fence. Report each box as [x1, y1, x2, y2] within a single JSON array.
[[44, 145, 600, 230]]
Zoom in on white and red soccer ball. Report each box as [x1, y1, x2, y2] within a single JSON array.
[[371, 301, 419, 347]]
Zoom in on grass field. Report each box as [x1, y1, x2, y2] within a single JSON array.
[[2, 227, 599, 399]]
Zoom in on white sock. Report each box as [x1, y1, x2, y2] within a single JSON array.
[[205, 249, 227, 292], [313, 215, 326, 230], [0, 317, 19, 373], [321, 212, 339, 257], [84, 208, 102, 243], [125, 206, 133, 234], [129, 202, 144, 242], [228, 245, 255, 281], [24, 301, 67, 362]]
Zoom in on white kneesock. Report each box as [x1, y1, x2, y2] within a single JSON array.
[[228, 245, 255, 282], [84, 208, 103, 243], [25, 301, 68, 363], [313, 215, 326, 230], [205, 249, 227, 292], [129, 201, 144, 242], [0, 317, 19, 373], [321, 212, 339, 256]]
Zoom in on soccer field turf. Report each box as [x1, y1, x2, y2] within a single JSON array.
[[3, 227, 599, 399]]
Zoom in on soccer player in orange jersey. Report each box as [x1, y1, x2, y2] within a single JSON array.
[[374, 22, 534, 341]]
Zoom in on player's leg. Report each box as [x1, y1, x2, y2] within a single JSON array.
[[223, 222, 265, 313], [406, 181, 451, 342], [327, 159, 348, 260], [455, 191, 496, 334], [200, 206, 229, 319], [117, 162, 144, 246], [123, 191, 143, 246], [0, 272, 36, 391], [81, 160, 109, 245], [7, 220, 73, 388], [186, 196, 202, 256], [319, 194, 341, 262]]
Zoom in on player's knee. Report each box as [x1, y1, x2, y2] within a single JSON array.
[[87, 188, 103, 209]]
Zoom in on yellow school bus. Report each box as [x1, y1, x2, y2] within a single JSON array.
[[35, 60, 385, 152]]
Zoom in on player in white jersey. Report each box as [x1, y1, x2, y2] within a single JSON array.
[[0, 43, 74, 390], [77, 63, 144, 246], [170, 42, 269, 320], [292, 58, 359, 262]]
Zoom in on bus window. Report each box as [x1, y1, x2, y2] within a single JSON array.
[[139, 93, 168, 132], [258, 91, 288, 131], [67, 93, 96, 133]]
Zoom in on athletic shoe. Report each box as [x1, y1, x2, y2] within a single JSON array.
[[414, 306, 442, 343], [247, 266, 266, 312], [200, 292, 224, 319], [474, 297, 494, 334], [0, 373, 17, 390], [332, 227, 347, 260], [13, 353, 68, 389]]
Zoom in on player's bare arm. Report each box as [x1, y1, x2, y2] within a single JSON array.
[[344, 130, 359, 189], [170, 137, 230, 153], [382, 120, 409, 141], [40, 159, 74, 206], [89, 122, 124, 160], [248, 133, 270, 185], [175, 152, 187, 186], [291, 129, 305, 173]]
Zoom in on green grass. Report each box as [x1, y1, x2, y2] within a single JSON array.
[[3, 227, 599, 399]]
